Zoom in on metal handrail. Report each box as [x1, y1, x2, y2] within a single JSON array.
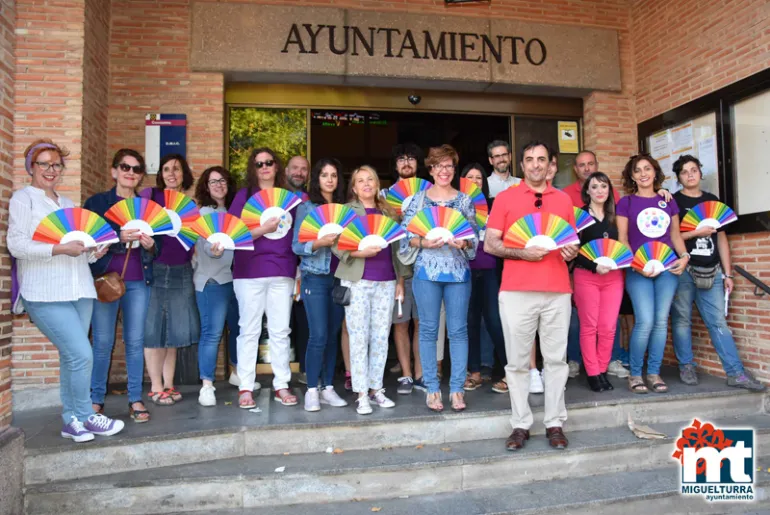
[[735, 265, 770, 297]]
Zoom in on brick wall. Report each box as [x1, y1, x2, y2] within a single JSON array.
[[0, 0, 16, 430], [631, 0, 770, 381]]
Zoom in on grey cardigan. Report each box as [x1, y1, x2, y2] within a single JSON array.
[[332, 200, 411, 283]]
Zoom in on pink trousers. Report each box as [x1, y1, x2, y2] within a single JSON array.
[[573, 268, 624, 376]]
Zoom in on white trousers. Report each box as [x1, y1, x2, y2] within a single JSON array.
[[234, 277, 294, 391]]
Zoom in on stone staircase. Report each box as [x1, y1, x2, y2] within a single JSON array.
[[17, 372, 770, 514]]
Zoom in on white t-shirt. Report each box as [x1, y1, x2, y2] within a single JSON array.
[[488, 172, 521, 198]]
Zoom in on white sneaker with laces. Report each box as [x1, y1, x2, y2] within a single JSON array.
[[356, 395, 373, 415], [529, 368, 544, 394], [304, 388, 321, 412], [198, 385, 216, 407], [369, 388, 395, 408], [568, 361, 580, 378], [320, 386, 348, 407], [607, 360, 630, 378]]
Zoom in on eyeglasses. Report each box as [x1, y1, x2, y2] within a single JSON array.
[[255, 160, 275, 169], [491, 153, 510, 160], [534, 193, 543, 209], [397, 157, 417, 164], [432, 164, 455, 172], [34, 161, 64, 173], [118, 163, 144, 174], [208, 178, 227, 186]]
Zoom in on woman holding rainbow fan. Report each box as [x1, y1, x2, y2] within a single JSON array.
[[617, 154, 689, 394]]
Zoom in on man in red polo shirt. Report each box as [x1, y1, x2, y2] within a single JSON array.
[[562, 150, 621, 207], [485, 141, 579, 452]]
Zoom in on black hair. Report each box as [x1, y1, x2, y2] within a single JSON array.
[[246, 147, 285, 196], [673, 154, 703, 182], [581, 171, 616, 227], [156, 153, 194, 190], [390, 142, 424, 181], [519, 141, 552, 163], [111, 148, 146, 173], [459, 162, 491, 203], [195, 166, 236, 209], [308, 158, 346, 205]]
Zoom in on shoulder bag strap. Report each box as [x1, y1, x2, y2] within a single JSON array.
[[120, 244, 132, 279]]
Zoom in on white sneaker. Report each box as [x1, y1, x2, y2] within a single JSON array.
[[229, 371, 261, 392], [320, 386, 348, 407], [304, 388, 321, 412], [529, 369, 544, 394], [369, 388, 395, 408], [356, 395, 373, 415], [198, 385, 216, 407], [607, 360, 630, 378], [568, 361, 580, 378]]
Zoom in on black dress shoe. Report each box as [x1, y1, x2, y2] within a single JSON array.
[[586, 375, 604, 392], [599, 372, 614, 390]]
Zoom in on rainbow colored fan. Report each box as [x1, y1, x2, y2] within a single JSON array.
[[680, 201, 737, 232], [187, 213, 253, 251], [385, 178, 432, 214], [32, 208, 119, 247], [573, 207, 596, 232], [631, 241, 678, 274], [406, 206, 476, 242], [163, 190, 200, 236], [297, 203, 357, 243], [459, 178, 489, 228], [579, 238, 633, 269], [104, 198, 174, 236], [240, 188, 303, 240], [337, 214, 407, 251], [503, 212, 580, 250]]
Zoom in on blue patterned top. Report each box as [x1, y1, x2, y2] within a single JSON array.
[[399, 190, 478, 282]]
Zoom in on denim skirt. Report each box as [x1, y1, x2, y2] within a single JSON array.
[[144, 262, 200, 348]]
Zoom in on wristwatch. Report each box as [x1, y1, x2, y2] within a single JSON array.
[[680, 252, 691, 260]]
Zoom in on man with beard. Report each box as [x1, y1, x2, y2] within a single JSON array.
[[487, 140, 521, 198], [285, 156, 309, 195]]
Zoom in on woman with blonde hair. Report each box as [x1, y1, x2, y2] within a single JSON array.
[[333, 165, 408, 415]]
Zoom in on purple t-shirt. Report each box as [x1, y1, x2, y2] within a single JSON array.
[[362, 208, 396, 282], [105, 195, 143, 281], [470, 242, 497, 270], [330, 254, 340, 275], [229, 188, 298, 280], [140, 187, 194, 266], [616, 194, 680, 252]]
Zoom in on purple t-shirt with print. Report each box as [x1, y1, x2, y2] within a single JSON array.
[[140, 187, 194, 266], [616, 194, 680, 252], [362, 208, 396, 282]]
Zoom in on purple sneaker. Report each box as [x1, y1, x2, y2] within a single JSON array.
[[61, 416, 94, 443], [84, 413, 125, 436]]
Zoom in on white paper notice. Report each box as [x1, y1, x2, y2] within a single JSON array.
[[697, 135, 719, 195], [671, 123, 694, 154], [650, 130, 671, 159], [658, 156, 680, 193]]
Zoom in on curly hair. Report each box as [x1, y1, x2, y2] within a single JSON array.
[[621, 154, 665, 194], [195, 166, 236, 209]]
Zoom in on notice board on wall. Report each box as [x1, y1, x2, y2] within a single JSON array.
[[145, 114, 187, 175]]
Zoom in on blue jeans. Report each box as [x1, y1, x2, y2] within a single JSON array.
[[226, 292, 239, 366], [480, 322, 494, 369], [91, 281, 150, 404], [196, 281, 235, 382], [301, 272, 344, 388], [413, 277, 472, 394], [23, 297, 94, 424], [611, 319, 629, 364], [566, 305, 582, 364], [467, 269, 506, 373], [625, 270, 679, 376], [671, 271, 744, 376]]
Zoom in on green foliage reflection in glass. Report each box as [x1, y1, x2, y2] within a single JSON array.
[[228, 107, 308, 185]]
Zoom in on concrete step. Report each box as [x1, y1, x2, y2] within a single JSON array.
[[161, 463, 770, 515], [24, 414, 770, 514], [22, 381, 766, 485]]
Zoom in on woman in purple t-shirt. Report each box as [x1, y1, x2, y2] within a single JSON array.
[[229, 148, 299, 409], [141, 154, 200, 407], [616, 155, 689, 395]]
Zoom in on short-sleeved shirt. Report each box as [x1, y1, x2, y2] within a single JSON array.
[[616, 194, 679, 252], [488, 172, 521, 198], [487, 182, 575, 293], [362, 208, 396, 281], [674, 191, 722, 267], [562, 180, 620, 208]]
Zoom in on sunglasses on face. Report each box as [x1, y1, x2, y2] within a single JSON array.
[[534, 192, 543, 209], [118, 163, 144, 174], [255, 160, 275, 169]]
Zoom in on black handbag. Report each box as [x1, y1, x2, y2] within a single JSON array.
[[332, 279, 351, 306]]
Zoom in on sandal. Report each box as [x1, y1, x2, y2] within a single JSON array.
[[92, 403, 104, 415], [149, 391, 175, 405], [238, 391, 256, 409], [491, 378, 508, 394], [463, 375, 482, 391], [164, 387, 183, 402], [129, 402, 150, 423], [274, 388, 298, 406], [450, 392, 466, 412], [646, 374, 668, 393], [628, 376, 648, 394], [426, 392, 443, 412]]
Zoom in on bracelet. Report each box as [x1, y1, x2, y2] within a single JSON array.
[[725, 274, 734, 279]]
